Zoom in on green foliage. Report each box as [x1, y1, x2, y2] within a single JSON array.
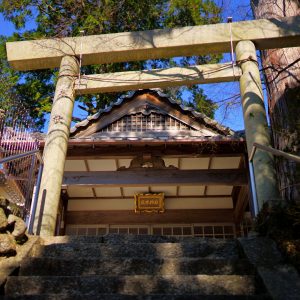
[[0, 0, 222, 124], [255, 201, 300, 273], [255, 201, 300, 239], [0, 35, 54, 128], [176, 85, 218, 119]]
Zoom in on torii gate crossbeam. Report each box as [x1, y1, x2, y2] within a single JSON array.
[[6, 16, 300, 236], [6, 15, 300, 71]]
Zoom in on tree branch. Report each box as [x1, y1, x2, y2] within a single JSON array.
[[260, 57, 300, 84]]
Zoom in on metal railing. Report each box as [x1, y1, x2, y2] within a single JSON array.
[[249, 142, 300, 216], [0, 104, 43, 233], [0, 149, 42, 165], [0, 150, 44, 233], [249, 142, 300, 164]]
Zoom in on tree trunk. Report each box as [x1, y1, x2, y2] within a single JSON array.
[[251, 0, 300, 201]]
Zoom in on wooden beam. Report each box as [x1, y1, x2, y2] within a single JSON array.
[[203, 156, 213, 196], [74, 63, 241, 94], [65, 144, 246, 159], [65, 209, 234, 224], [63, 169, 247, 187], [68, 195, 232, 200], [115, 159, 125, 198], [84, 159, 96, 198], [234, 186, 250, 223], [6, 16, 300, 71]]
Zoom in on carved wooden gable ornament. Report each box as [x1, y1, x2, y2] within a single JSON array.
[[70, 89, 233, 140]]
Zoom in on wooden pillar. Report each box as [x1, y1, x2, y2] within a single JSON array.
[[35, 55, 79, 236], [236, 40, 279, 210]]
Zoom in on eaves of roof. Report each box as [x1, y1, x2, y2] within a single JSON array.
[[70, 89, 235, 136]]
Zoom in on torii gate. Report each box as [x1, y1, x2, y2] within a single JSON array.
[[6, 15, 300, 236]]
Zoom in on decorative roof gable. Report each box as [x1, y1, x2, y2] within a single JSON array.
[[70, 89, 234, 140]]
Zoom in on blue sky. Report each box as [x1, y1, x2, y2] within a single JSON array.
[[0, 0, 255, 132], [0, 14, 14, 36]]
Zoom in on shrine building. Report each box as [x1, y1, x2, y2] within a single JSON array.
[[43, 89, 251, 238]]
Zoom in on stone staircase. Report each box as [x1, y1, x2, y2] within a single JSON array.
[[3, 235, 271, 299]]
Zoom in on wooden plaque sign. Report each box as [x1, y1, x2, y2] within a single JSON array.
[[134, 193, 165, 213]]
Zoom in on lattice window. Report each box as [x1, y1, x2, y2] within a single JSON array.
[[65, 224, 236, 239], [101, 112, 195, 132], [65, 225, 149, 236]]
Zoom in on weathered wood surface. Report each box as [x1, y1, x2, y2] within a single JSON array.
[[233, 186, 249, 223], [63, 169, 247, 187], [71, 93, 224, 138], [75, 63, 241, 94], [64, 147, 244, 159], [6, 15, 300, 70], [252, 0, 300, 201], [65, 209, 234, 224], [67, 195, 232, 200]]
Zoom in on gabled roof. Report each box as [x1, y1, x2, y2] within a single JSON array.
[[70, 89, 234, 140]]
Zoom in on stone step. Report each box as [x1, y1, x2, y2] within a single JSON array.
[[31, 241, 239, 259], [41, 235, 235, 245], [19, 257, 254, 276], [5, 275, 258, 296], [3, 294, 272, 300]]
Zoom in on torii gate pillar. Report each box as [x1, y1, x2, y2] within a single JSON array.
[[236, 40, 279, 210], [35, 55, 79, 236]]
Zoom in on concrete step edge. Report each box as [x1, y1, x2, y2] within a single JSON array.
[[3, 293, 272, 300], [5, 274, 258, 296], [19, 257, 254, 276], [41, 235, 237, 244]]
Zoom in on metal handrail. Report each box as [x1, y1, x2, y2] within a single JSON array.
[[0, 149, 44, 234], [0, 149, 43, 164], [27, 162, 44, 234], [249, 142, 300, 163], [248, 142, 300, 216]]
